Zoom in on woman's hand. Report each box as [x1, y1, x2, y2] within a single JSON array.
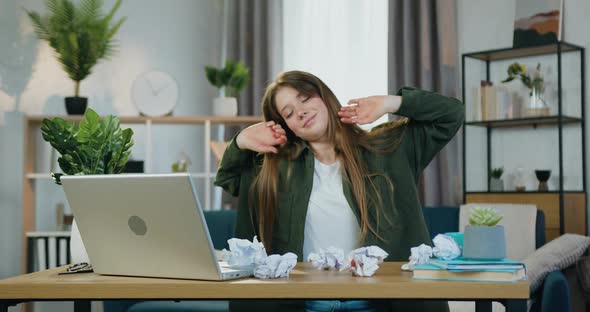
[[236, 121, 287, 154], [339, 95, 402, 125]]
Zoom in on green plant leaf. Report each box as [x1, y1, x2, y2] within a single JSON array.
[[205, 60, 250, 96], [103, 0, 122, 28], [469, 206, 503, 226], [25, 11, 51, 40], [205, 66, 223, 88], [79, 0, 102, 21], [40, 108, 134, 184]]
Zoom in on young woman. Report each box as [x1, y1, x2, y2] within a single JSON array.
[[215, 70, 464, 312]]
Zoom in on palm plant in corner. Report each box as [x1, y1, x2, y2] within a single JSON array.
[[26, 0, 126, 114], [462, 206, 506, 260]]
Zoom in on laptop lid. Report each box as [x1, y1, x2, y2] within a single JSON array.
[[61, 173, 223, 280]]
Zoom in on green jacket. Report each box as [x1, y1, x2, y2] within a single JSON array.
[[214, 87, 464, 312]]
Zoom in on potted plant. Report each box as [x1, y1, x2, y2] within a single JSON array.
[[501, 62, 548, 116], [25, 0, 126, 115], [462, 206, 506, 260], [41, 108, 134, 263], [489, 166, 504, 191], [205, 60, 250, 116]]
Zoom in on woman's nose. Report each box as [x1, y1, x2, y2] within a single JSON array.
[[297, 109, 307, 119]]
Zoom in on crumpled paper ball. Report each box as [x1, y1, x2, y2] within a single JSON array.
[[432, 234, 461, 260], [401, 244, 433, 271], [253, 252, 298, 279], [222, 236, 267, 269], [342, 246, 389, 277], [307, 246, 346, 270]]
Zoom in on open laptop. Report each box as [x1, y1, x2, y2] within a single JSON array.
[[61, 173, 253, 280]]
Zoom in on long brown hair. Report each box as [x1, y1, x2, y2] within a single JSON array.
[[251, 70, 407, 250]]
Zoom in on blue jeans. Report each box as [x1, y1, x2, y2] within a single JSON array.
[[305, 300, 375, 312]]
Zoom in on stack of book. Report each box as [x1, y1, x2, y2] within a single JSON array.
[[471, 81, 517, 121], [413, 258, 526, 282]]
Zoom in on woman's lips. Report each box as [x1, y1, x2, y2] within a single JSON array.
[[303, 114, 316, 128]]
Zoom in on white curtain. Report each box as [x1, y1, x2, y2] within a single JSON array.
[[282, 0, 389, 129]]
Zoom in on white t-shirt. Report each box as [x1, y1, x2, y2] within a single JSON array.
[[302, 158, 361, 260]]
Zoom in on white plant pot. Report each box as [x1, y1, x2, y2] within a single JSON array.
[[490, 178, 504, 191], [70, 219, 90, 264], [213, 97, 238, 116]]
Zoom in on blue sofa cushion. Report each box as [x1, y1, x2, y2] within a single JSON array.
[[422, 206, 459, 239], [204, 210, 237, 250]]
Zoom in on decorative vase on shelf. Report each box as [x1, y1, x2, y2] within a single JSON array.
[[514, 167, 526, 192], [213, 97, 238, 116], [526, 85, 550, 117], [70, 219, 90, 264], [490, 178, 504, 191], [535, 170, 551, 192]]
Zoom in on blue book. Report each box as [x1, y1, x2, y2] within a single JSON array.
[[412, 263, 526, 282], [428, 257, 524, 271]]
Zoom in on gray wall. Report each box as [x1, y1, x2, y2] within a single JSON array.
[[0, 113, 24, 280], [0, 0, 223, 283], [458, 0, 590, 232]]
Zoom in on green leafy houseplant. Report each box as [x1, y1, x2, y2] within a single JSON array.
[[490, 167, 504, 179], [469, 206, 503, 227], [501, 62, 544, 96], [205, 60, 250, 97], [25, 0, 126, 98], [41, 108, 134, 185]]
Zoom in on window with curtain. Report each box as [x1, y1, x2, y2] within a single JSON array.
[[282, 0, 389, 130]]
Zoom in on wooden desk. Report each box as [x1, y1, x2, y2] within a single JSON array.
[[0, 262, 529, 312]]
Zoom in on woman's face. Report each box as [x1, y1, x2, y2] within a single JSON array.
[[274, 86, 330, 143]]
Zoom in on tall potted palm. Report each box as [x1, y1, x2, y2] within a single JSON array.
[[26, 0, 126, 114]]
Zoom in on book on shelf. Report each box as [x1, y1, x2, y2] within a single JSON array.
[[412, 257, 526, 282], [471, 81, 515, 122]]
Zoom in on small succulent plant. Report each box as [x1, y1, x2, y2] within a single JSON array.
[[469, 206, 503, 227], [490, 167, 504, 179]]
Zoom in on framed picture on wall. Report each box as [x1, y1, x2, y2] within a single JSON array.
[[513, 0, 563, 48]]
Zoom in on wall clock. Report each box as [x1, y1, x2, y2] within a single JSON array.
[[131, 70, 179, 116]]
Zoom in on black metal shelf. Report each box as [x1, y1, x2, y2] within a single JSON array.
[[464, 41, 583, 61], [465, 116, 582, 128], [461, 41, 587, 236], [466, 191, 585, 194]]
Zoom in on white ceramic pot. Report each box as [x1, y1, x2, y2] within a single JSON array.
[[490, 178, 504, 191], [70, 219, 90, 264], [213, 97, 238, 116]]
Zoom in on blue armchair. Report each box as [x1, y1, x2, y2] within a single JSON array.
[[422, 206, 570, 312]]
